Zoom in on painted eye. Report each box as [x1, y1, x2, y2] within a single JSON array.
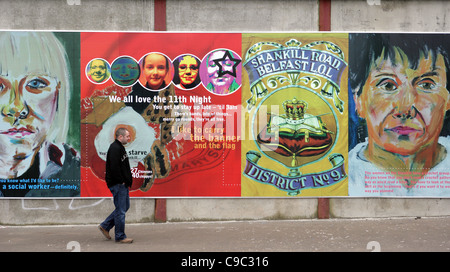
[[27, 78, 48, 89], [376, 79, 398, 92], [417, 79, 436, 92]]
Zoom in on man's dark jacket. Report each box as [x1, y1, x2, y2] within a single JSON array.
[[105, 139, 133, 188]]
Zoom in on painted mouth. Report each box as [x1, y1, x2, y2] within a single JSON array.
[[117, 79, 134, 85], [213, 77, 230, 85], [0, 127, 35, 138], [388, 126, 421, 136]]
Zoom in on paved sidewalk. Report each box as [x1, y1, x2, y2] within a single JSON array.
[[1, 217, 450, 252]]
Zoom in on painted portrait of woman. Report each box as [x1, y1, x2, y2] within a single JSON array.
[[348, 33, 450, 196], [172, 54, 201, 90], [0, 32, 80, 197], [138, 52, 173, 91]]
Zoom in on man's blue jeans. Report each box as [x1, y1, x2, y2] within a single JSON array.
[[100, 184, 130, 241]]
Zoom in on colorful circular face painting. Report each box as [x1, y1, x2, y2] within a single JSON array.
[[110, 56, 140, 87], [138, 52, 174, 91], [172, 54, 201, 90], [86, 58, 111, 84], [200, 49, 242, 95]]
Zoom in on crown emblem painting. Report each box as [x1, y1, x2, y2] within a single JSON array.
[[283, 97, 307, 119], [255, 90, 337, 169]]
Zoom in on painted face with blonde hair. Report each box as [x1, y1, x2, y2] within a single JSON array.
[[0, 32, 69, 177]]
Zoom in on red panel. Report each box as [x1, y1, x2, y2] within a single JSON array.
[[154, 0, 167, 31], [319, 0, 331, 31], [318, 0, 332, 219]]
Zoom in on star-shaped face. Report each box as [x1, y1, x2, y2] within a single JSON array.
[[212, 50, 241, 78]]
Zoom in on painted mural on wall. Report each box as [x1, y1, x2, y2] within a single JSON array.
[[1, 31, 450, 198], [0, 32, 80, 197], [80, 33, 241, 197], [241, 33, 349, 196], [348, 33, 450, 197]]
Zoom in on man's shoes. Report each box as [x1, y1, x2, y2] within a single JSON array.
[[116, 238, 133, 243], [98, 225, 111, 240]]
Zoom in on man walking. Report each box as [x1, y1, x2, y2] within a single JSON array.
[[98, 128, 133, 243]]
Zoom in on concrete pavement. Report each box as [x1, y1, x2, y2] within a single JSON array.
[[1, 217, 450, 252]]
